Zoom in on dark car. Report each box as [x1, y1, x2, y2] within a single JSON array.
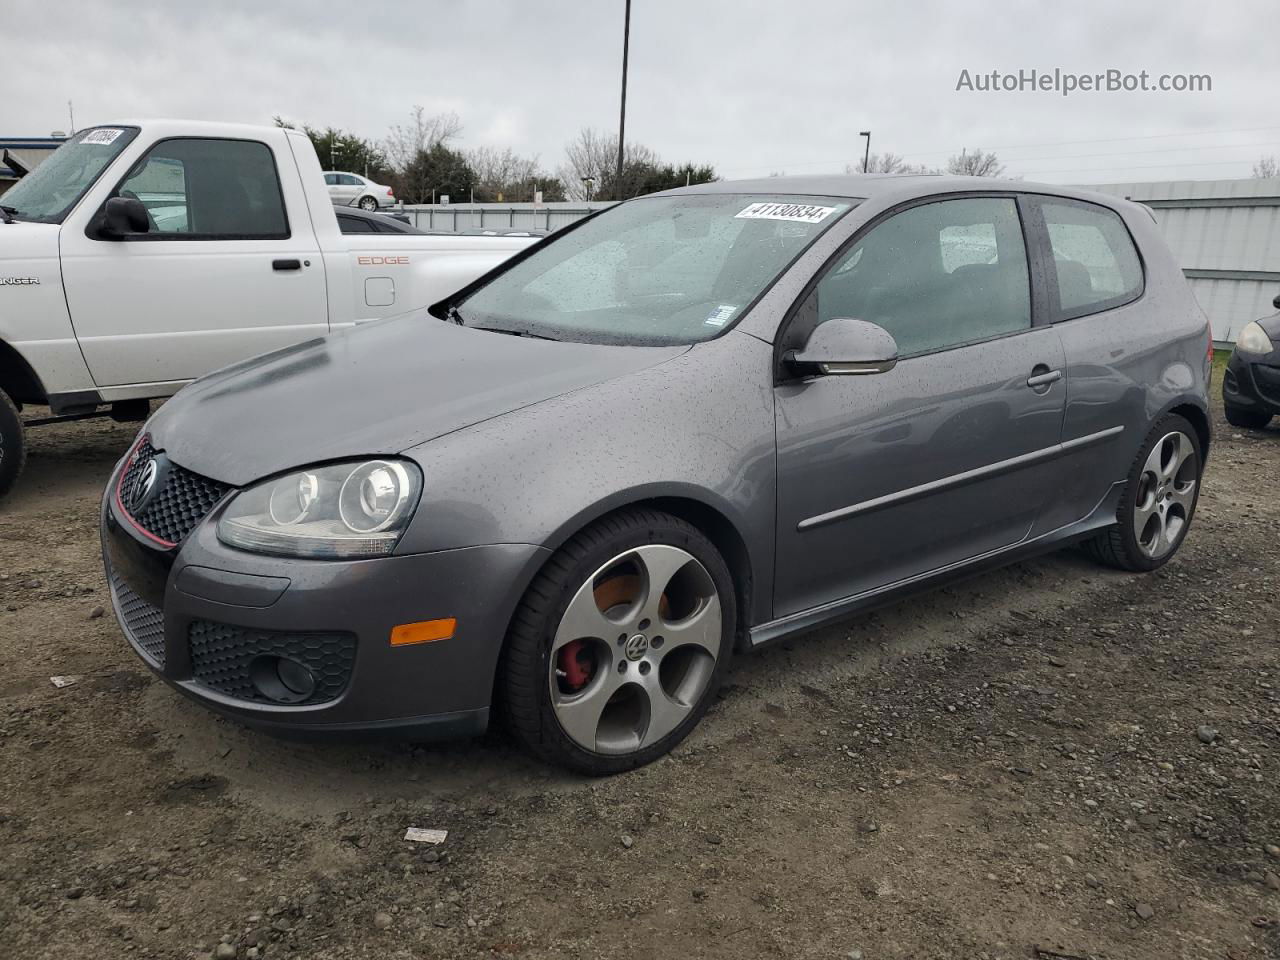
[[1222, 293, 1280, 429], [335, 207, 420, 235], [102, 175, 1212, 774]]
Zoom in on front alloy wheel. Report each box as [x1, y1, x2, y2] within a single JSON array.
[[502, 509, 734, 774]]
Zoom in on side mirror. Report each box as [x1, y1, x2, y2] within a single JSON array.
[[93, 196, 150, 239], [1273, 292, 1280, 311], [787, 318, 899, 376]]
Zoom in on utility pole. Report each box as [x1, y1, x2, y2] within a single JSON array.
[[859, 131, 871, 173], [68, 100, 75, 133], [615, 0, 632, 200]]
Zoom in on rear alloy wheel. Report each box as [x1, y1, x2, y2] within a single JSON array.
[[1224, 405, 1272, 430], [1086, 414, 1202, 572], [502, 510, 735, 775], [0, 389, 26, 499], [358, 195, 379, 211]]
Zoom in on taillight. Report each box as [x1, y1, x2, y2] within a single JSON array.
[[386, 188, 394, 196]]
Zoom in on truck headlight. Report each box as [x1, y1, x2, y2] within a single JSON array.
[[218, 459, 422, 559], [1237, 321, 1274, 355]]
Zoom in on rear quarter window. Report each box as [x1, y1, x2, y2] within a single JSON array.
[[1041, 200, 1143, 319]]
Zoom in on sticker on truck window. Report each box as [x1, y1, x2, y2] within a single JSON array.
[[81, 128, 124, 145], [704, 304, 738, 327], [735, 202, 837, 224]]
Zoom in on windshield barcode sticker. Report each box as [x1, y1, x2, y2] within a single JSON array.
[[735, 202, 837, 224], [81, 128, 124, 145], [704, 304, 738, 327]]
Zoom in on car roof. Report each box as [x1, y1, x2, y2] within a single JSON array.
[[649, 173, 1139, 212], [335, 208, 420, 233]]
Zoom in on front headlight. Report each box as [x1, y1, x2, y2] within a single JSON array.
[[1237, 321, 1275, 355], [217, 459, 422, 559]]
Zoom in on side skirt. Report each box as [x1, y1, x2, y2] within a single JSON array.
[[748, 480, 1125, 648]]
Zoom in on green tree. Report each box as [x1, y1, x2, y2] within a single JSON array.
[[401, 143, 475, 204], [273, 117, 390, 179]]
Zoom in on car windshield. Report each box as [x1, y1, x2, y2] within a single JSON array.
[[1, 126, 139, 223], [458, 193, 857, 345]]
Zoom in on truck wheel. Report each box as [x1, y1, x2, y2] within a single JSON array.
[[358, 195, 379, 211], [0, 389, 26, 498]]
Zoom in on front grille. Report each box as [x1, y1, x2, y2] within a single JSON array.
[[111, 571, 166, 667], [188, 621, 356, 705], [1251, 363, 1280, 405], [119, 436, 232, 545]]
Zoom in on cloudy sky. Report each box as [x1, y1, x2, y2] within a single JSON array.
[[9, 0, 1279, 184]]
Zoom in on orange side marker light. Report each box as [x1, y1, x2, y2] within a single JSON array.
[[390, 618, 456, 647]]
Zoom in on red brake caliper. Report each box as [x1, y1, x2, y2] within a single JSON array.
[[557, 639, 594, 691]]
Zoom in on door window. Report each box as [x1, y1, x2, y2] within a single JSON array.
[[1041, 200, 1143, 318], [324, 173, 339, 186], [116, 138, 289, 239], [811, 197, 1031, 357]]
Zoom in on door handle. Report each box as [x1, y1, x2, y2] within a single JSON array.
[[1026, 367, 1063, 389], [272, 259, 302, 271]]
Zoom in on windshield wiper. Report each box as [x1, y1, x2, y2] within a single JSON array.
[[0, 205, 16, 225], [475, 325, 559, 342]]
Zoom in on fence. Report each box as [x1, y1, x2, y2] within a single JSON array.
[[401, 201, 615, 234]]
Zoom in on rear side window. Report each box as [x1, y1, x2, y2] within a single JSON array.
[[116, 138, 289, 240], [812, 196, 1031, 357], [338, 214, 375, 233], [1041, 200, 1143, 319]]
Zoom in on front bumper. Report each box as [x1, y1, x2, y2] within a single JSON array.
[[102, 457, 549, 739], [1223, 348, 1280, 415]]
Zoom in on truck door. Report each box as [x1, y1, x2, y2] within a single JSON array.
[[59, 135, 328, 389]]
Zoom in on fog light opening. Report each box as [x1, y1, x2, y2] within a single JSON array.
[[248, 655, 316, 704]]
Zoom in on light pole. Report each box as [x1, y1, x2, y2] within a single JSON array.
[[859, 131, 871, 173], [582, 177, 596, 203], [615, 0, 632, 198]]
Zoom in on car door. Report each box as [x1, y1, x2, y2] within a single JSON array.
[[773, 195, 1067, 618], [337, 173, 364, 205], [324, 172, 342, 203], [60, 136, 329, 388]]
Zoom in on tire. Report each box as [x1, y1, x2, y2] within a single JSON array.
[[358, 195, 379, 211], [0, 389, 26, 499], [500, 508, 736, 775], [1085, 413, 1202, 572], [1224, 404, 1272, 430]]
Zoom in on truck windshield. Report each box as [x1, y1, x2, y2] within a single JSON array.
[[458, 193, 857, 345], [1, 126, 139, 224]]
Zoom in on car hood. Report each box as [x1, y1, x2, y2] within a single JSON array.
[[149, 314, 688, 486]]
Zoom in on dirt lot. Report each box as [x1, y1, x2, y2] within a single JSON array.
[[1, 392, 1278, 960]]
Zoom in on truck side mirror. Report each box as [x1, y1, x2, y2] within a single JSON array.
[[785, 318, 899, 376], [1273, 292, 1280, 311], [93, 196, 150, 240]]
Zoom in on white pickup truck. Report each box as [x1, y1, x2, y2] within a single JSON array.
[[0, 120, 536, 496]]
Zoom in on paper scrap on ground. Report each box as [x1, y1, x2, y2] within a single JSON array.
[[50, 676, 81, 688], [404, 827, 448, 844]]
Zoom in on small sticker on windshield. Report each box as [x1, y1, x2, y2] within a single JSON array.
[[704, 304, 738, 327], [81, 128, 124, 145], [735, 202, 837, 224]]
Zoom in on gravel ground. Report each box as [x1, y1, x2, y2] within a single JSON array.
[[1, 394, 1277, 960]]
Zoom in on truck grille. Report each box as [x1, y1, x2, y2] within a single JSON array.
[[188, 620, 357, 705], [119, 436, 232, 546], [111, 570, 166, 667]]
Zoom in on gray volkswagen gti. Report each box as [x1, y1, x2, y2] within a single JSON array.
[[102, 176, 1212, 774]]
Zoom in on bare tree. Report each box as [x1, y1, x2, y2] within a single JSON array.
[[1254, 155, 1279, 178], [382, 106, 463, 173], [947, 148, 1005, 178], [468, 146, 549, 202], [845, 152, 936, 175], [556, 127, 660, 200]]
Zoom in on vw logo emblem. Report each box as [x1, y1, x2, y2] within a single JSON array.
[[623, 634, 649, 662], [131, 458, 159, 511]]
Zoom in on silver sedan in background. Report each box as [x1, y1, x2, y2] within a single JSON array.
[[324, 171, 395, 210]]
